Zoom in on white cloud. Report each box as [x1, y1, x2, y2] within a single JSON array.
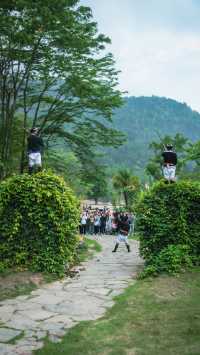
[[81, 0, 200, 112]]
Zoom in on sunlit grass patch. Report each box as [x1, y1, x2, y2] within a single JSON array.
[[36, 268, 200, 355]]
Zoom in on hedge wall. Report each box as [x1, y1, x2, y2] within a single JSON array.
[[0, 172, 80, 275], [136, 181, 200, 276]]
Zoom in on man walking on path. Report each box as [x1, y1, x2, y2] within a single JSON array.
[[112, 216, 131, 253], [27, 127, 44, 174], [162, 144, 177, 183]]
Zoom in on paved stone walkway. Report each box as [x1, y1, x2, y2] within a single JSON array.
[[0, 235, 143, 354]]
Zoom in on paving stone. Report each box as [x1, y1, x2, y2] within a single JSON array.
[[17, 309, 57, 321], [43, 281, 65, 290], [0, 328, 21, 343], [24, 330, 36, 339], [37, 322, 64, 332], [49, 334, 62, 343], [15, 295, 29, 302], [15, 348, 32, 355], [15, 339, 43, 353], [29, 294, 67, 306], [48, 329, 66, 337], [0, 235, 143, 353], [0, 305, 16, 323], [12, 301, 40, 312], [34, 330, 47, 340], [85, 288, 109, 296], [0, 343, 16, 355], [43, 315, 75, 327], [6, 314, 39, 330]]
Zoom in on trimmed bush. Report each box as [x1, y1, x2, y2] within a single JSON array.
[[0, 171, 80, 275], [136, 181, 200, 276]]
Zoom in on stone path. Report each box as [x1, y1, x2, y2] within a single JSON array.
[[0, 235, 143, 354]]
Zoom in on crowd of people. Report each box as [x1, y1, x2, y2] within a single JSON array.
[[80, 208, 135, 253], [80, 208, 134, 236]]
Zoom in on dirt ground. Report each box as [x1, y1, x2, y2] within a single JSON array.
[[0, 271, 45, 301]]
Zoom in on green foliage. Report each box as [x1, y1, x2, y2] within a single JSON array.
[[136, 181, 200, 276], [179, 140, 200, 181], [44, 148, 112, 201], [76, 238, 102, 263], [146, 133, 189, 181], [0, 0, 123, 178], [140, 245, 193, 278], [85, 165, 109, 202], [104, 96, 200, 178], [186, 140, 200, 164], [0, 171, 80, 275], [36, 269, 200, 355], [43, 149, 87, 196], [113, 169, 140, 209]]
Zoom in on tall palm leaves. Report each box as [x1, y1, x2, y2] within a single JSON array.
[[113, 169, 140, 208]]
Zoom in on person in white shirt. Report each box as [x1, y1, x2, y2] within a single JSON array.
[[81, 212, 87, 235]]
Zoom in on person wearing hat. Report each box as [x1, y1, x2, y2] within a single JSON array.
[[27, 127, 44, 174], [162, 144, 177, 183]]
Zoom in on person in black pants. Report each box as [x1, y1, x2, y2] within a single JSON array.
[[27, 128, 44, 174], [112, 218, 130, 253], [100, 213, 106, 234], [162, 144, 177, 183]]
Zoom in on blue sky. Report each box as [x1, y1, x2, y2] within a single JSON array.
[[81, 0, 200, 112]]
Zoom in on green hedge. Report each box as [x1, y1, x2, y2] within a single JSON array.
[[136, 181, 200, 276], [0, 172, 80, 275]]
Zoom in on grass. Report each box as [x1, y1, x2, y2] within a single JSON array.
[[35, 268, 200, 355], [0, 282, 37, 302], [76, 236, 102, 263], [0, 266, 64, 302], [0, 270, 39, 302]]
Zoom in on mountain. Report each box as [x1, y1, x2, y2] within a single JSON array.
[[106, 96, 200, 177]]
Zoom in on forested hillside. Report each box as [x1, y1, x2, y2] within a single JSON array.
[[106, 96, 200, 176]]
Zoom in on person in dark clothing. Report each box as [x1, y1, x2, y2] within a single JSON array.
[[112, 218, 130, 253], [162, 144, 177, 183], [100, 213, 107, 234], [27, 128, 44, 174]]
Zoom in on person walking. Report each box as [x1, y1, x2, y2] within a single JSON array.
[[27, 127, 44, 174]]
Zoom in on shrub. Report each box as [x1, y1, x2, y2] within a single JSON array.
[[136, 181, 200, 276], [139, 244, 193, 278], [0, 171, 80, 275]]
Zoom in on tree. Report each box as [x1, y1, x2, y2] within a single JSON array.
[[146, 133, 189, 181], [0, 0, 124, 179], [179, 140, 200, 181], [185, 141, 200, 166], [103, 96, 200, 178], [87, 171, 108, 204], [113, 169, 140, 209], [43, 149, 86, 194]]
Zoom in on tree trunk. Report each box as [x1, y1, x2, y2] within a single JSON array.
[[123, 191, 128, 208]]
